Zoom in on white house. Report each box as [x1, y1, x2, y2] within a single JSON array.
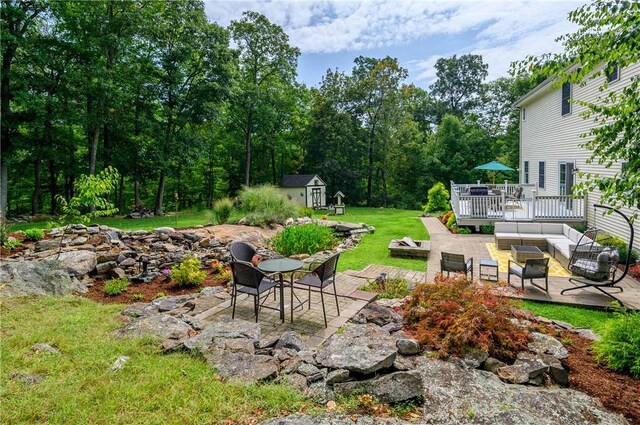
[[279, 174, 327, 208], [514, 62, 640, 251]]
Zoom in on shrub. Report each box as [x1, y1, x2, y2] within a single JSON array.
[[439, 211, 453, 225], [2, 238, 23, 250], [403, 274, 531, 360], [446, 214, 457, 229], [24, 228, 45, 241], [593, 305, 640, 378], [424, 182, 451, 213], [154, 292, 166, 299], [171, 255, 206, 288], [238, 185, 301, 226], [572, 224, 588, 233], [456, 227, 472, 234], [300, 207, 314, 218], [480, 225, 495, 235], [271, 224, 337, 257], [629, 264, 640, 279], [212, 198, 233, 224], [619, 246, 639, 265], [360, 277, 409, 299], [595, 233, 627, 252], [104, 278, 129, 296], [132, 293, 145, 302]]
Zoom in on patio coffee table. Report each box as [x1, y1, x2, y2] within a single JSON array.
[[511, 245, 544, 263]]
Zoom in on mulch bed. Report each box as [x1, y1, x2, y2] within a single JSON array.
[[558, 329, 640, 425], [81, 267, 230, 304]]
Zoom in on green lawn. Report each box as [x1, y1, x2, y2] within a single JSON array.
[[0, 297, 310, 425], [317, 208, 428, 273], [521, 300, 614, 331]]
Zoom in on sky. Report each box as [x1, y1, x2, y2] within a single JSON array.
[[204, 0, 584, 89]]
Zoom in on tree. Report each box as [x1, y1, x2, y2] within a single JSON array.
[[513, 0, 640, 217], [229, 11, 300, 186], [430, 54, 488, 118]]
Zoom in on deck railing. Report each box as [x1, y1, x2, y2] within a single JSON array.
[[450, 181, 586, 223]]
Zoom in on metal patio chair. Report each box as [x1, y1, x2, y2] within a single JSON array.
[[440, 252, 474, 278], [230, 261, 282, 323], [292, 252, 341, 328], [508, 257, 549, 292]]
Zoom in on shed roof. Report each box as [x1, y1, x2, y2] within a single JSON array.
[[280, 174, 323, 188]]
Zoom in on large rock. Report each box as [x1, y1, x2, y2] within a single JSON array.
[[496, 358, 548, 385], [355, 303, 403, 327], [115, 314, 194, 350], [0, 261, 87, 296], [41, 250, 97, 277], [275, 331, 307, 352], [206, 352, 278, 384], [528, 332, 569, 359], [414, 356, 626, 425], [193, 318, 261, 354], [334, 371, 423, 403], [315, 324, 397, 374]]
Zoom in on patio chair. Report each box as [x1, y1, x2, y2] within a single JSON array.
[[292, 252, 341, 328], [229, 261, 282, 323], [505, 185, 524, 208], [508, 257, 549, 292], [440, 252, 473, 278], [229, 241, 256, 264]]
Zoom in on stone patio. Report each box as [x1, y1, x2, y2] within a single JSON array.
[[422, 216, 640, 310]]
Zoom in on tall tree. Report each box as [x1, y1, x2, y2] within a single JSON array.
[[514, 0, 640, 217], [229, 11, 300, 186], [430, 54, 488, 119]]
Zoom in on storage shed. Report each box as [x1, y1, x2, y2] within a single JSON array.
[[279, 174, 326, 208]]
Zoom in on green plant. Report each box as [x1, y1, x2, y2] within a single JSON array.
[[24, 228, 45, 241], [238, 184, 301, 226], [103, 278, 130, 296], [403, 274, 531, 360], [572, 224, 588, 233], [212, 198, 233, 224], [593, 305, 640, 378], [619, 246, 639, 265], [0, 218, 9, 246], [132, 293, 145, 302], [456, 227, 472, 234], [423, 182, 451, 213], [154, 292, 166, 299], [439, 211, 453, 225], [446, 213, 457, 229], [171, 255, 206, 288], [2, 238, 23, 250], [271, 224, 337, 257], [360, 277, 410, 299], [480, 225, 495, 234], [300, 207, 314, 218]]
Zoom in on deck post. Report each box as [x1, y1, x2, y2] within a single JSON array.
[[531, 190, 537, 220], [502, 191, 506, 220]]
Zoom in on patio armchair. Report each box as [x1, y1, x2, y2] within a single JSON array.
[[229, 261, 282, 323], [508, 257, 549, 293], [229, 241, 256, 265], [505, 185, 524, 208], [292, 252, 341, 328], [440, 252, 473, 278]]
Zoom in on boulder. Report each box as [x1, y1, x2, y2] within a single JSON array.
[[315, 324, 397, 374], [193, 319, 261, 354], [109, 268, 127, 279], [34, 239, 61, 252], [275, 331, 307, 352], [95, 261, 116, 274], [356, 303, 403, 327], [334, 371, 423, 403], [41, 250, 97, 277], [325, 369, 349, 385], [461, 349, 489, 369], [297, 363, 324, 383], [115, 314, 194, 350], [119, 258, 136, 267], [528, 332, 569, 359], [517, 352, 568, 386], [496, 358, 548, 385], [482, 357, 506, 373], [415, 356, 627, 425], [282, 373, 308, 393], [206, 352, 278, 384], [31, 343, 61, 354], [0, 261, 87, 297], [154, 227, 175, 234], [396, 338, 420, 355]]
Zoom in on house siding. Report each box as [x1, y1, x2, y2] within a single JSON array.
[[519, 62, 640, 251]]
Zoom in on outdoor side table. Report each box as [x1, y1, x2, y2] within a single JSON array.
[[479, 259, 499, 282], [511, 245, 544, 263], [257, 258, 304, 323]]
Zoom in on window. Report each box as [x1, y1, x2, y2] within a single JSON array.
[[524, 161, 529, 184], [522, 108, 526, 121], [561, 83, 571, 115], [621, 161, 629, 174], [607, 64, 619, 83], [538, 161, 545, 188]]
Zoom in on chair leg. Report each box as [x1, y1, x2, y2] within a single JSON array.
[[333, 279, 340, 317], [232, 290, 237, 319], [254, 295, 259, 323], [308, 286, 311, 309], [320, 286, 327, 328]]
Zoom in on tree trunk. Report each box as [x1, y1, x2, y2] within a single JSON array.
[[32, 157, 41, 215], [118, 173, 125, 213], [244, 111, 253, 186], [154, 170, 165, 216], [134, 176, 140, 208], [49, 160, 56, 214], [271, 148, 277, 185], [366, 136, 374, 207], [0, 160, 8, 219]]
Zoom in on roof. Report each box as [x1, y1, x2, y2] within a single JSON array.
[[280, 174, 324, 188], [513, 77, 554, 107]]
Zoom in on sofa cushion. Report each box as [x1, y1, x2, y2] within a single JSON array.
[[517, 223, 542, 234], [519, 233, 546, 240], [495, 232, 521, 239], [568, 228, 581, 243], [562, 224, 571, 238], [551, 240, 576, 259], [541, 223, 564, 234], [495, 222, 517, 233]]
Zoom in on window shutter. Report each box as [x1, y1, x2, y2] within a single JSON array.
[[561, 83, 571, 115]]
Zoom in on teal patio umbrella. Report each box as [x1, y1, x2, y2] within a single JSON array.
[[474, 161, 515, 183]]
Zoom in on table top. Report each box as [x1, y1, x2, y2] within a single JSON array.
[[511, 245, 542, 253], [257, 258, 304, 273], [480, 259, 498, 266]]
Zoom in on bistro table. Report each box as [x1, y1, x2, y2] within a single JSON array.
[[257, 258, 304, 323]]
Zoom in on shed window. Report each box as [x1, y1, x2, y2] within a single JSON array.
[[524, 161, 529, 184], [607, 64, 619, 83], [561, 83, 571, 115], [538, 161, 545, 188]]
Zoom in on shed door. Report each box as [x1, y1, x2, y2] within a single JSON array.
[[311, 188, 321, 208]]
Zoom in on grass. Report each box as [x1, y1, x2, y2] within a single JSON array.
[[521, 300, 615, 331], [316, 208, 428, 272], [0, 296, 310, 424]]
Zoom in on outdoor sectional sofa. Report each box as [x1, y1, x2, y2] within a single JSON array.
[[494, 222, 590, 269]]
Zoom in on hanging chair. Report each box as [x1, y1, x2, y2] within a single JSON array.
[[561, 204, 635, 305]]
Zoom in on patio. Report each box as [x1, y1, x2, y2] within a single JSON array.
[[422, 216, 640, 309]]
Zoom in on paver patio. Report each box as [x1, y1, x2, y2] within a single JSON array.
[[422, 216, 640, 309]]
